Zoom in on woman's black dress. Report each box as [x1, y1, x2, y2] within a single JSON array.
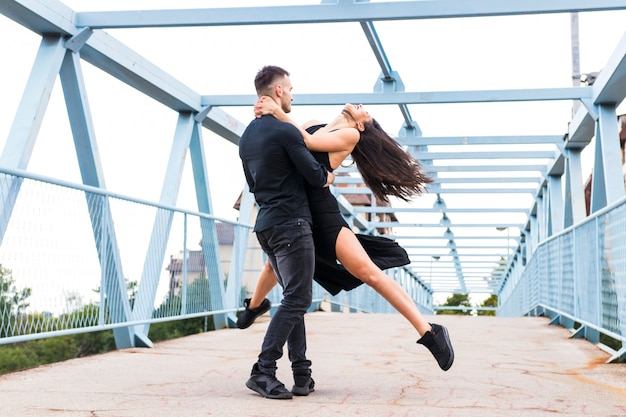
[[305, 125, 410, 295]]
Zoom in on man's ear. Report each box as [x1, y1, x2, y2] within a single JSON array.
[[274, 83, 283, 98]]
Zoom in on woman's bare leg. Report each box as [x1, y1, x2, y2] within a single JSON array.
[[248, 259, 278, 309], [334, 228, 432, 337]]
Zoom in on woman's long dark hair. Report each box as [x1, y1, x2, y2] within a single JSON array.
[[350, 119, 433, 203]]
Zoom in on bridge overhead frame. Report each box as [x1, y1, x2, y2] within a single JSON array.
[[1, 1, 626, 324]]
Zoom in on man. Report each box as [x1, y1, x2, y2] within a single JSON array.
[[239, 65, 334, 400]]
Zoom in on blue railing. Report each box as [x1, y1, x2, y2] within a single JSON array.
[[0, 168, 431, 348], [498, 195, 626, 362]]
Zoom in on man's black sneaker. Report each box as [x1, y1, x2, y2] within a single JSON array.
[[416, 323, 454, 371], [292, 378, 315, 396], [246, 364, 292, 400], [236, 298, 271, 329]]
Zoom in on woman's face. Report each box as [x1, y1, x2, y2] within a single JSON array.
[[343, 103, 372, 124]]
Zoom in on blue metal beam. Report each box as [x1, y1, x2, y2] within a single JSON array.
[[398, 235, 522, 241], [191, 123, 228, 330], [60, 46, 134, 348], [203, 88, 591, 106], [369, 222, 525, 228], [0, 35, 65, 246], [131, 113, 196, 345], [562, 149, 586, 227], [590, 105, 625, 212], [594, 32, 626, 105], [405, 135, 563, 146], [427, 165, 547, 173], [565, 33, 626, 149], [430, 177, 543, 184], [412, 150, 557, 159], [354, 207, 530, 214], [337, 186, 538, 194], [74, 1, 626, 29]]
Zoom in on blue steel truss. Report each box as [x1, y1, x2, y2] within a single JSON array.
[[1, 1, 626, 353]]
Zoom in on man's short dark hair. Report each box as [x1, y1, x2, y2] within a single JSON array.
[[254, 65, 290, 96]]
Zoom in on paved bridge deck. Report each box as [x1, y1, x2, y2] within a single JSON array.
[[2, 312, 626, 417]]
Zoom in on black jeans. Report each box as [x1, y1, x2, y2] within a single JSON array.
[[254, 219, 314, 376]]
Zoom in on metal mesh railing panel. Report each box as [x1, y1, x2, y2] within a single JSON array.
[[499, 198, 626, 340]]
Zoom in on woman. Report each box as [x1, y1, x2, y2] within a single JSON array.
[[238, 99, 454, 371]]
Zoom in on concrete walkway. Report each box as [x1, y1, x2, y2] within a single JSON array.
[[2, 312, 626, 417]]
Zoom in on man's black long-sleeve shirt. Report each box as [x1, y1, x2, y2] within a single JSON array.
[[239, 115, 329, 232]]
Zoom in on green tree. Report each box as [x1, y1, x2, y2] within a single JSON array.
[[477, 294, 498, 316], [0, 345, 32, 373], [438, 293, 471, 315], [0, 264, 32, 338], [149, 277, 214, 342], [127, 280, 138, 309], [62, 303, 116, 356]]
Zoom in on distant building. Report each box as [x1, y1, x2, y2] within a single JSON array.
[[165, 222, 235, 296], [334, 172, 399, 235]]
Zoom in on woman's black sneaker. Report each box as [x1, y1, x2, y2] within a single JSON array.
[[236, 298, 271, 329], [416, 323, 455, 371]]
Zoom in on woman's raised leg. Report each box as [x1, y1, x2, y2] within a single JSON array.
[[334, 227, 454, 370], [334, 228, 431, 336]]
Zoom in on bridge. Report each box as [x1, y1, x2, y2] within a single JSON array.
[[1, 0, 626, 412], [3, 313, 626, 416]]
